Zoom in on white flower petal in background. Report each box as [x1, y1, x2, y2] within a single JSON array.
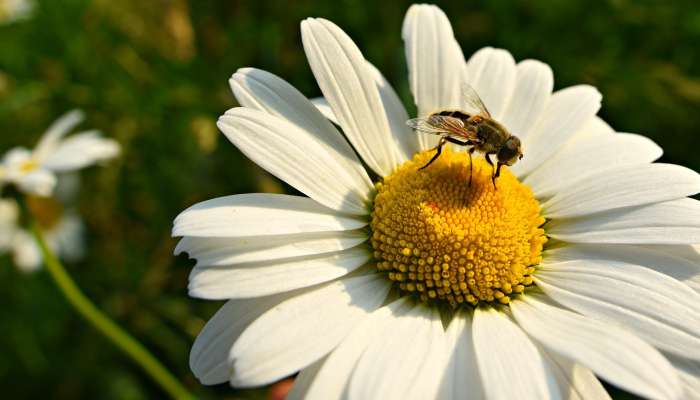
[[0, 0, 34, 25], [41, 131, 120, 172], [512, 294, 681, 400], [535, 260, 700, 360], [302, 297, 412, 399], [172, 194, 367, 238], [187, 246, 371, 299], [17, 169, 56, 197], [301, 17, 402, 176], [472, 308, 558, 400], [513, 85, 601, 177], [547, 198, 700, 244], [542, 163, 700, 218], [229, 67, 374, 198], [439, 310, 484, 400], [348, 302, 446, 400], [402, 4, 464, 149], [229, 274, 390, 387], [526, 133, 662, 199], [11, 230, 42, 272], [218, 107, 372, 214], [0, 110, 119, 197], [33, 110, 85, 162], [466, 47, 516, 119], [50, 212, 85, 262], [500, 60, 553, 142], [0, 198, 19, 251]]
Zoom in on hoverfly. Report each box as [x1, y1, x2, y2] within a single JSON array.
[[406, 85, 523, 188]]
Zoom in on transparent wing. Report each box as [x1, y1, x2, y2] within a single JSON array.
[[406, 115, 479, 142], [462, 83, 491, 117]]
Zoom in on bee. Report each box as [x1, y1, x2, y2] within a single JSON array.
[[406, 85, 523, 188]]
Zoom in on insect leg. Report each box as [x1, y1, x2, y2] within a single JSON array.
[[484, 152, 497, 189], [419, 137, 447, 170], [468, 147, 476, 186], [492, 161, 508, 189], [444, 137, 471, 146]]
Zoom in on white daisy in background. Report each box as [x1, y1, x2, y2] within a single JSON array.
[[0, 0, 34, 25], [0, 175, 86, 273], [175, 4, 700, 400], [0, 110, 120, 197]]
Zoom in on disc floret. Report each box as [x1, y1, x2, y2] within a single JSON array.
[[371, 148, 546, 307]]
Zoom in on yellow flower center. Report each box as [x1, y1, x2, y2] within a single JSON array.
[[19, 159, 38, 173], [370, 148, 547, 307], [26, 196, 64, 230]]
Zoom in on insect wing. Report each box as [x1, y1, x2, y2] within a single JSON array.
[[462, 83, 491, 117], [406, 115, 478, 141]]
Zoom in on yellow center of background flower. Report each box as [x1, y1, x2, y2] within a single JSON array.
[[371, 148, 547, 307], [26, 196, 64, 230]]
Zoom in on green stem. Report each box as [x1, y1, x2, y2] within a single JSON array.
[[28, 214, 196, 400]]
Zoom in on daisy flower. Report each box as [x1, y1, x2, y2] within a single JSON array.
[[0, 175, 86, 272], [0, 110, 120, 197], [0, 0, 33, 25], [175, 4, 700, 399]]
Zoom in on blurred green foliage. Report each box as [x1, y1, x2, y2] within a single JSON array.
[[1, 0, 699, 398]]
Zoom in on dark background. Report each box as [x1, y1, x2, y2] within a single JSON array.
[[1, 0, 698, 398]]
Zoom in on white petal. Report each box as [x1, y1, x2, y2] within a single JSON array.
[[541, 350, 611, 400], [304, 297, 413, 400], [218, 107, 371, 214], [667, 354, 700, 399], [466, 47, 517, 119], [366, 62, 419, 160], [301, 18, 401, 175], [512, 294, 681, 400], [542, 163, 700, 218], [173, 194, 367, 238], [0, 199, 19, 251], [229, 274, 390, 387], [582, 116, 615, 138], [51, 212, 85, 262], [402, 4, 465, 149], [188, 246, 371, 299], [526, 133, 662, 199], [535, 260, 700, 360], [175, 230, 367, 267], [310, 97, 337, 124], [189, 292, 295, 384], [33, 110, 84, 161], [11, 230, 42, 272], [312, 62, 421, 161], [229, 67, 373, 196], [41, 131, 120, 172], [547, 198, 700, 244], [17, 169, 57, 197], [472, 308, 557, 400], [348, 303, 447, 400], [439, 310, 485, 400], [500, 59, 553, 141], [513, 85, 602, 177], [544, 243, 700, 292], [286, 358, 325, 400]]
